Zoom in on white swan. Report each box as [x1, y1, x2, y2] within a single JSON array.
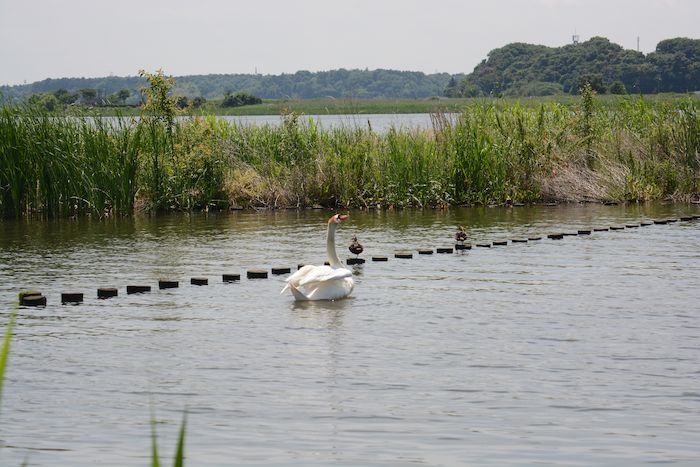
[[281, 214, 355, 301]]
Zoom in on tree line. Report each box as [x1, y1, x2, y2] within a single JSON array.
[[2, 36, 697, 104], [446, 37, 700, 97], [0, 69, 461, 104]]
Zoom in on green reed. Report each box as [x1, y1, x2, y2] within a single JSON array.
[[0, 307, 15, 415], [1, 95, 698, 218], [0, 106, 142, 217], [151, 410, 187, 467]]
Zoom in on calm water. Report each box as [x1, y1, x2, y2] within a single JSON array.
[[1, 204, 699, 466], [216, 113, 445, 132]]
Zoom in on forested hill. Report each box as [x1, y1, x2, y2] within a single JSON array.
[[0, 69, 463, 102], [446, 37, 700, 97]]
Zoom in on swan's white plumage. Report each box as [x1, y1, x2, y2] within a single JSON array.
[[281, 214, 355, 301], [282, 265, 354, 300]]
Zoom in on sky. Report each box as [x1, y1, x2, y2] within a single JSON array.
[[0, 0, 698, 86]]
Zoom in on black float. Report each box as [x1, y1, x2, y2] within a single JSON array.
[[395, 252, 413, 259], [61, 293, 83, 304], [512, 239, 528, 243], [418, 249, 434, 255], [19, 291, 46, 306], [223, 273, 241, 282], [493, 241, 508, 246], [372, 256, 388, 262], [593, 227, 609, 231], [476, 243, 492, 248], [127, 285, 151, 294], [578, 230, 591, 235], [22, 294, 47, 306], [98, 287, 118, 299], [271, 267, 291, 275], [436, 247, 453, 253], [610, 226, 625, 230], [547, 234, 564, 240], [246, 270, 268, 279], [191, 277, 209, 286], [158, 280, 179, 289], [347, 258, 365, 265]]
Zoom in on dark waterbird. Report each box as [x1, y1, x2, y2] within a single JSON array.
[[455, 226, 467, 244], [349, 235, 364, 258]]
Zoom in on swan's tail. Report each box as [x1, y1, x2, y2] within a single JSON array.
[[281, 282, 311, 301]]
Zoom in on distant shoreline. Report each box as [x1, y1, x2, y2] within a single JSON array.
[[56, 93, 700, 117]]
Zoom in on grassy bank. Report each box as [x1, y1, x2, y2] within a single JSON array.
[[66, 93, 700, 117], [1, 94, 698, 218]]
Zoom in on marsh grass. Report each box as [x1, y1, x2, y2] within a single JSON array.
[[151, 410, 187, 467], [0, 307, 15, 415], [1, 95, 698, 218]]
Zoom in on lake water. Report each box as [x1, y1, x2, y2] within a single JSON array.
[[1, 204, 699, 466], [216, 113, 445, 132]]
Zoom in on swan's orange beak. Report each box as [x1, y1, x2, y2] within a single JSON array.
[[338, 214, 349, 221]]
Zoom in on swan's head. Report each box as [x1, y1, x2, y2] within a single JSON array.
[[329, 214, 349, 224]]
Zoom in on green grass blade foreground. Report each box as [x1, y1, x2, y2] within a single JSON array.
[[150, 407, 161, 467], [174, 411, 187, 467], [0, 308, 17, 414], [151, 408, 187, 467], [0, 306, 16, 415]]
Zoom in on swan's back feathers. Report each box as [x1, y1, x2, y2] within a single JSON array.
[[282, 265, 354, 301], [296, 265, 351, 288]]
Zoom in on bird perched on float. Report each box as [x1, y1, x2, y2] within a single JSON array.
[[455, 225, 467, 244], [281, 214, 355, 301], [349, 235, 363, 258]]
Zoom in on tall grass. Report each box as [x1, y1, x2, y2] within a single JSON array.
[[0, 106, 141, 217], [151, 410, 187, 467], [1, 95, 698, 218], [0, 307, 15, 415]]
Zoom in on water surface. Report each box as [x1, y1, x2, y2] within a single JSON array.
[[1, 204, 699, 466], [216, 113, 446, 132]]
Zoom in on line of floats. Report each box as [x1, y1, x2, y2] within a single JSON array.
[[16, 214, 700, 307]]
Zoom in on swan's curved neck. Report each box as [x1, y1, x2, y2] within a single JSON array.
[[326, 222, 342, 268]]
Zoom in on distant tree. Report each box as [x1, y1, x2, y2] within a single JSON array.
[[117, 89, 131, 103], [443, 76, 459, 97], [221, 91, 262, 107], [53, 88, 78, 105], [609, 80, 627, 94], [79, 88, 97, 105], [192, 96, 206, 108], [457, 80, 481, 97], [27, 92, 59, 111], [175, 95, 189, 109], [577, 74, 606, 94]]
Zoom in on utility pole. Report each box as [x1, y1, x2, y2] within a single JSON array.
[[637, 36, 640, 52]]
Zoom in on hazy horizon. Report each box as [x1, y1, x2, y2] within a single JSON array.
[[1, 0, 699, 86]]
